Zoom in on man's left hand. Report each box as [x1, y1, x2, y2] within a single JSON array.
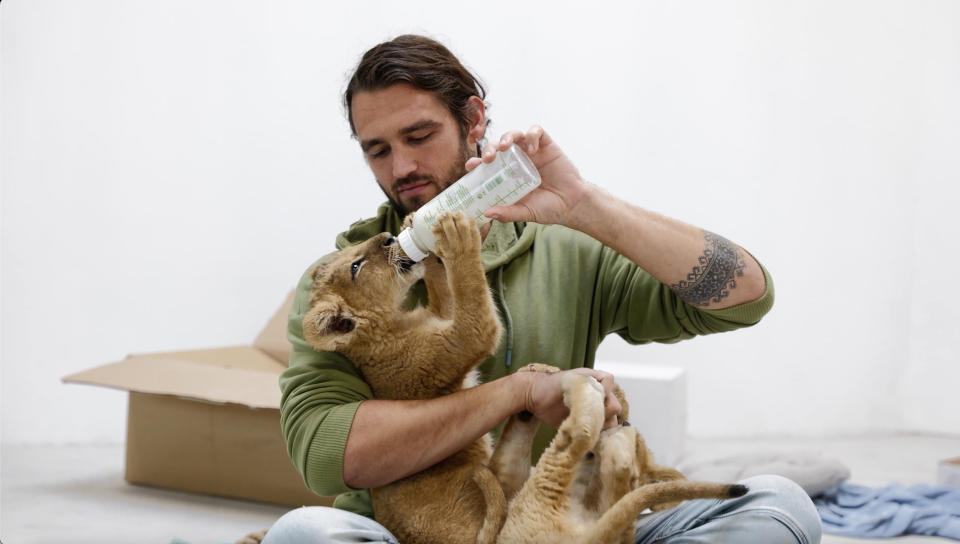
[[466, 126, 591, 227]]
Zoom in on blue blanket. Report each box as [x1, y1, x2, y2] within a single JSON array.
[[814, 483, 960, 539]]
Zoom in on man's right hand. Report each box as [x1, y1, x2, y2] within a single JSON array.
[[519, 365, 622, 430]]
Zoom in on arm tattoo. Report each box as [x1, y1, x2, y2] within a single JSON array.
[[670, 231, 746, 307]]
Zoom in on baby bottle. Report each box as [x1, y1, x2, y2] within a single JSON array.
[[396, 144, 541, 262]]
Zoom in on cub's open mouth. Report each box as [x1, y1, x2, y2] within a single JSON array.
[[384, 236, 419, 274], [397, 257, 416, 273]]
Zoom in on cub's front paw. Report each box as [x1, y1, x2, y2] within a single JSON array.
[[422, 254, 446, 284], [431, 211, 481, 262]]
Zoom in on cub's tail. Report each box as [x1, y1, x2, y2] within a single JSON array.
[[590, 482, 748, 544], [473, 465, 508, 544]]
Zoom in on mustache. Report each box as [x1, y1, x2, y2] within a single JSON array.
[[392, 174, 437, 193]]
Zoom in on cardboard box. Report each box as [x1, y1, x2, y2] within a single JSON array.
[[938, 457, 960, 488], [593, 361, 687, 466], [63, 291, 333, 507]]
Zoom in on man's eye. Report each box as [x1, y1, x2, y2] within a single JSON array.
[[409, 133, 432, 144], [369, 148, 388, 159]]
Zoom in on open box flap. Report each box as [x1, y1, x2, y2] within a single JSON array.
[[63, 349, 283, 409], [139, 345, 286, 372]]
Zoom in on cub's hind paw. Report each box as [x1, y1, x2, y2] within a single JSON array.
[[518, 363, 561, 374], [558, 373, 606, 450], [234, 528, 268, 544], [561, 373, 605, 410]]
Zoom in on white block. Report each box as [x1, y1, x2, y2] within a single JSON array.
[[938, 457, 960, 488], [593, 361, 687, 466]]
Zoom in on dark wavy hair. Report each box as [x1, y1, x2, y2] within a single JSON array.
[[344, 35, 489, 146]]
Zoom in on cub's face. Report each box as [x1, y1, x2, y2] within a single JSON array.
[[600, 424, 645, 481], [302, 232, 423, 353], [580, 424, 647, 513]]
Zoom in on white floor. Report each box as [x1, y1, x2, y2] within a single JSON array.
[[2, 433, 958, 544]]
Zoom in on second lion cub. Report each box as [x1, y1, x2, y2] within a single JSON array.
[[302, 211, 505, 544]]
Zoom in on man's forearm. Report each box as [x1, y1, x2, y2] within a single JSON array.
[[567, 184, 767, 309], [342, 372, 531, 489]]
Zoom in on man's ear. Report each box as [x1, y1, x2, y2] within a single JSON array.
[[465, 96, 487, 149]]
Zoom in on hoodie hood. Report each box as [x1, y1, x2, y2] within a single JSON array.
[[335, 202, 536, 271]]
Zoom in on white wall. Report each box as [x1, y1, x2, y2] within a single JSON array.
[[2, 0, 958, 443]]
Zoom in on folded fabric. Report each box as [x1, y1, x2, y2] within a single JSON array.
[[813, 482, 960, 540], [676, 450, 851, 496]]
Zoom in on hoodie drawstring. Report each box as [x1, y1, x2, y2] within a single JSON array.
[[496, 267, 515, 368]]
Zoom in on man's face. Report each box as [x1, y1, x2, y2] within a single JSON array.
[[351, 84, 475, 215]]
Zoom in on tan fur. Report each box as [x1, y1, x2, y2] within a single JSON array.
[[302, 211, 505, 544], [494, 364, 747, 544]]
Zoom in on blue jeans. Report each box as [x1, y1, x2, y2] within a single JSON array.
[[262, 475, 822, 544]]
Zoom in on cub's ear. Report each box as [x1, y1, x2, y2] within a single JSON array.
[[302, 298, 357, 349], [613, 384, 629, 423], [633, 429, 653, 471], [322, 312, 356, 334]]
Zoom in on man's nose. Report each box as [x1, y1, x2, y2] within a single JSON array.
[[391, 149, 418, 180]]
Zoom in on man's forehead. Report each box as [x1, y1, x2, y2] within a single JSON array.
[[352, 84, 454, 142]]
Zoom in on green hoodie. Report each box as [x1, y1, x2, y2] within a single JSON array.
[[280, 202, 774, 518]]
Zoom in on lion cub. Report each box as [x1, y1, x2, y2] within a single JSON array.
[[493, 365, 748, 544], [302, 211, 506, 544]]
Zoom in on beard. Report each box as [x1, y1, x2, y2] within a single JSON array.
[[380, 140, 474, 216]]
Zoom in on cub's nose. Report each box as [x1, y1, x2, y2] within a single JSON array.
[[383, 235, 396, 247]]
